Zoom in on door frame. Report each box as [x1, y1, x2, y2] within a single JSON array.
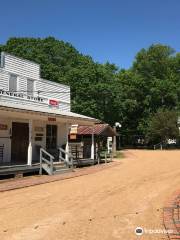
[[11, 120, 29, 164], [46, 124, 58, 151]]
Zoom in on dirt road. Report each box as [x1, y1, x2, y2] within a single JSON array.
[[0, 150, 180, 240]]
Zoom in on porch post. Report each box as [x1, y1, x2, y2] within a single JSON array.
[[91, 127, 95, 160], [65, 124, 70, 161], [27, 119, 33, 165], [112, 126, 117, 157]]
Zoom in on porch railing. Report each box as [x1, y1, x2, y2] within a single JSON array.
[[99, 150, 113, 163], [154, 142, 163, 150], [58, 147, 74, 169], [105, 151, 113, 163], [39, 148, 54, 175]]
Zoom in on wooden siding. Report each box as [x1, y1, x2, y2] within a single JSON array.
[[0, 95, 70, 112], [0, 69, 9, 91], [1, 52, 40, 80], [36, 79, 70, 105], [18, 76, 27, 92], [0, 53, 71, 112]]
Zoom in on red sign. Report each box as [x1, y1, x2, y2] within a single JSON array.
[[48, 117, 56, 122], [0, 124, 8, 130], [49, 99, 59, 106]]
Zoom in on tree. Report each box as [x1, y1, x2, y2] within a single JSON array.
[[1, 38, 180, 146], [116, 44, 180, 140], [146, 109, 179, 144]]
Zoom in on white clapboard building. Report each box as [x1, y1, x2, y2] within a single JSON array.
[[0, 52, 98, 175]]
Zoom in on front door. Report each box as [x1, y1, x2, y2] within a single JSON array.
[[11, 122, 29, 163], [46, 125, 57, 150]]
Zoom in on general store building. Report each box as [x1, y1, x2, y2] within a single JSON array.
[[0, 52, 98, 174]]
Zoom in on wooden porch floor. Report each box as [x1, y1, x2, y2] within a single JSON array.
[[0, 162, 40, 176], [0, 160, 39, 167], [0, 158, 110, 176]]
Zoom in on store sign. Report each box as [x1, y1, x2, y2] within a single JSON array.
[[70, 124, 78, 134], [70, 134, 77, 140], [69, 125, 78, 140], [0, 124, 8, 130], [48, 117, 56, 122], [49, 99, 59, 106], [0, 90, 45, 103], [34, 126, 44, 132]]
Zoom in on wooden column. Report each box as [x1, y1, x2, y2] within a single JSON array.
[[27, 119, 33, 165], [91, 127, 95, 160], [65, 124, 70, 161]]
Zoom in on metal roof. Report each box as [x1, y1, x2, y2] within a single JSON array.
[[77, 124, 116, 136]]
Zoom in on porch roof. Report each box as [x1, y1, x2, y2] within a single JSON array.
[[77, 124, 116, 136], [0, 101, 100, 124]]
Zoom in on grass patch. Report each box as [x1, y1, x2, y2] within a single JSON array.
[[115, 151, 125, 159]]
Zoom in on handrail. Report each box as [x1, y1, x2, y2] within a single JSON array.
[[154, 142, 163, 150], [58, 147, 74, 169], [98, 150, 113, 163], [59, 147, 74, 159], [39, 148, 55, 175]]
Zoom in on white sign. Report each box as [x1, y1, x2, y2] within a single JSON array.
[[0, 90, 45, 103]]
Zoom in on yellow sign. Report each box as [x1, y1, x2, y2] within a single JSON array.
[[70, 134, 77, 140], [70, 125, 78, 134]]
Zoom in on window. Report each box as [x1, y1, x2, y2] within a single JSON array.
[[46, 125, 57, 149], [27, 79, 34, 96], [9, 74, 17, 92]]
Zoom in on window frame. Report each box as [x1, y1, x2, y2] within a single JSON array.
[[9, 74, 18, 92], [27, 78, 35, 96]]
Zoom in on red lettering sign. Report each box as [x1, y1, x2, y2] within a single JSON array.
[[48, 117, 56, 122]]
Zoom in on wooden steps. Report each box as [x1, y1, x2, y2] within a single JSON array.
[[42, 161, 72, 175]]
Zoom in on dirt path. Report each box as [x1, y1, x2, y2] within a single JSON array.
[[0, 150, 180, 240]]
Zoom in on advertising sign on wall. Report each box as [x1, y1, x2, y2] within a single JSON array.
[[0, 124, 8, 130], [49, 99, 59, 107]]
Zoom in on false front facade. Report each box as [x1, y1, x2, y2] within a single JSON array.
[[0, 52, 98, 171]]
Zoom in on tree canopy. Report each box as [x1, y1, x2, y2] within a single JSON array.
[[147, 109, 179, 144], [0, 38, 180, 144]]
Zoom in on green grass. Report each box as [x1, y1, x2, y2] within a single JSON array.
[[115, 151, 125, 159]]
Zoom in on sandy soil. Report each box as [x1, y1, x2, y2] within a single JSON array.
[[0, 150, 180, 240]]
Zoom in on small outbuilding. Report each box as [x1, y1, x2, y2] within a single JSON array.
[[69, 124, 116, 162]]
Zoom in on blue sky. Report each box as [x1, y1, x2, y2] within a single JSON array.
[[0, 0, 180, 69]]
